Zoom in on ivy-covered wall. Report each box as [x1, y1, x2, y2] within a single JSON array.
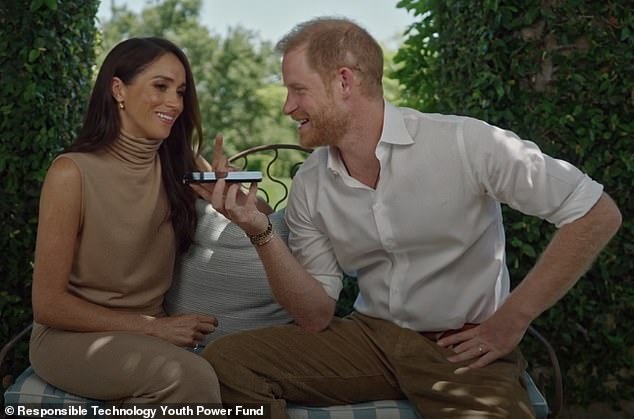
[[0, 0, 99, 379], [394, 0, 632, 407]]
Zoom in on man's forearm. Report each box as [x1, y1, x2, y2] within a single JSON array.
[[502, 193, 622, 324], [254, 234, 337, 332]]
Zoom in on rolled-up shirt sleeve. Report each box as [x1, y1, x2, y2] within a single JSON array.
[[459, 117, 603, 227], [285, 172, 343, 300]]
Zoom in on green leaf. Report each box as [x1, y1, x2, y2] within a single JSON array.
[[29, 0, 44, 12], [44, 0, 58, 10], [28, 49, 40, 62]]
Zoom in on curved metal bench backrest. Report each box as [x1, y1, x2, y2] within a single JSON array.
[[229, 144, 313, 210]]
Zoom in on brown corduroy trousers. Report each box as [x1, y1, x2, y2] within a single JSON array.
[[202, 312, 535, 419]]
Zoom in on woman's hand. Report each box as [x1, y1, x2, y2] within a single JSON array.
[[211, 134, 230, 172], [146, 313, 219, 348], [195, 133, 230, 171]]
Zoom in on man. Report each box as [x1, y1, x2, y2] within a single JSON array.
[[194, 17, 622, 418]]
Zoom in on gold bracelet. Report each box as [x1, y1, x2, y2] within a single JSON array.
[[248, 216, 274, 246]]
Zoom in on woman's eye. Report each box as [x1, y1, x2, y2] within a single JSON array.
[[177, 90, 185, 97], [154, 83, 168, 91]]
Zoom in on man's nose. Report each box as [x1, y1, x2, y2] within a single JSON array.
[[282, 94, 296, 115]]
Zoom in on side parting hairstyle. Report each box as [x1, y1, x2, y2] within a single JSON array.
[[69, 37, 202, 253]]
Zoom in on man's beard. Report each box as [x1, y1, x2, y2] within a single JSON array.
[[299, 106, 350, 148]]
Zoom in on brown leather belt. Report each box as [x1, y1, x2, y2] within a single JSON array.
[[419, 323, 478, 342]]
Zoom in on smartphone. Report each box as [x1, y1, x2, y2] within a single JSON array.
[[182, 171, 263, 184]]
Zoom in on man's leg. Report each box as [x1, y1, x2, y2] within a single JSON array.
[[370, 317, 535, 419], [200, 316, 404, 419]]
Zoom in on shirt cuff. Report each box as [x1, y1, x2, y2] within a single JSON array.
[[549, 175, 604, 228], [312, 274, 343, 301]]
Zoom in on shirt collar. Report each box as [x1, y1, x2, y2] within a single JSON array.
[[326, 99, 414, 173], [379, 99, 414, 146], [326, 146, 347, 175]]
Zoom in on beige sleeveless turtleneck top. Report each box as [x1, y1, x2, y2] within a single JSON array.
[[59, 133, 175, 316]]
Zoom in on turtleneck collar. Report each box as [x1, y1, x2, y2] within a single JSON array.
[[108, 130, 164, 167]]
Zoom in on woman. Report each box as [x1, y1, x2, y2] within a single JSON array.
[[29, 37, 221, 404]]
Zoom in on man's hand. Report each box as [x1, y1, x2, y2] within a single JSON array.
[[190, 133, 272, 224], [195, 179, 268, 236], [437, 312, 528, 368]]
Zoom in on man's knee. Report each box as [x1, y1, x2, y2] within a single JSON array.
[[201, 333, 249, 379]]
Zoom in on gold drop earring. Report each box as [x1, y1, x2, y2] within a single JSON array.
[[118, 101, 125, 110]]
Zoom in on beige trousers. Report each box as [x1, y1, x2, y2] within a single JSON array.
[[29, 322, 221, 405], [202, 312, 535, 419]]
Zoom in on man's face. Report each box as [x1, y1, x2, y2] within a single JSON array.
[[281, 47, 350, 148]]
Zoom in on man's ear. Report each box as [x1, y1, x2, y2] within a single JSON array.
[[111, 77, 126, 103], [337, 67, 356, 98]]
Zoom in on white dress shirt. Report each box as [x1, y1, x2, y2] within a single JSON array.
[[285, 100, 603, 331]]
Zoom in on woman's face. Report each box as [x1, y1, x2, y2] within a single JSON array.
[[113, 52, 186, 140]]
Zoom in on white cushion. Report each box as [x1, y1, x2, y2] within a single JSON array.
[[164, 199, 293, 346]]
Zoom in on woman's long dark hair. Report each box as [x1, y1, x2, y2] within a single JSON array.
[[69, 37, 201, 253]]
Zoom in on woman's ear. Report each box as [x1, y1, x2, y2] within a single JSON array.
[[111, 77, 126, 103]]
